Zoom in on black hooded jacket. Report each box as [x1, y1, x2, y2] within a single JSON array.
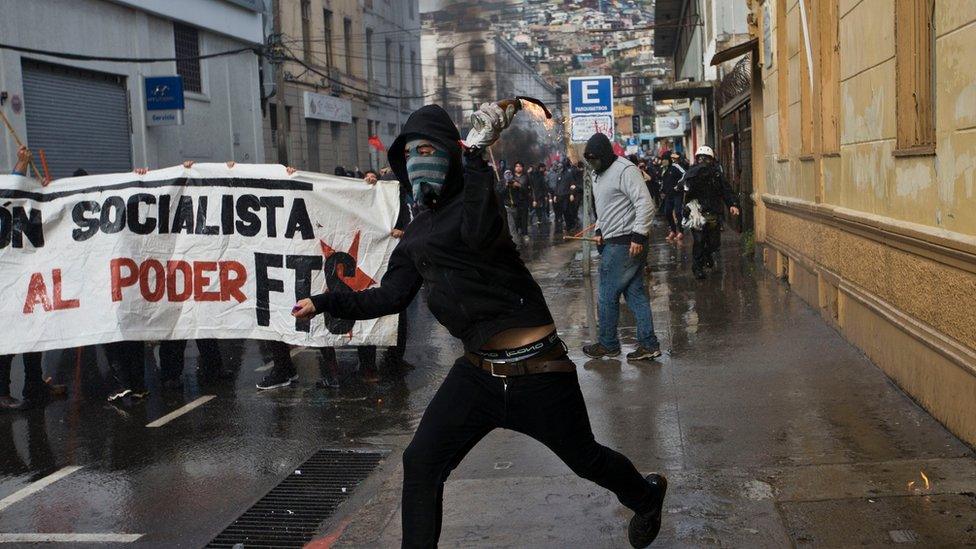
[[310, 105, 554, 351], [683, 162, 738, 216]]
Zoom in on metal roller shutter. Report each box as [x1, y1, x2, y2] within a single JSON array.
[[21, 59, 132, 178]]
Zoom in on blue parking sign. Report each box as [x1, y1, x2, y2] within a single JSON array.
[[145, 76, 185, 111], [568, 76, 613, 115]]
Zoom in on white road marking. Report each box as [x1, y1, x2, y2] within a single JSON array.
[[145, 395, 215, 428], [0, 466, 83, 512], [0, 533, 143, 543], [255, 346, 304, 372]]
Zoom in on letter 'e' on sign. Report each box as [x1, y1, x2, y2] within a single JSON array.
[[568, 76, 614, 143]]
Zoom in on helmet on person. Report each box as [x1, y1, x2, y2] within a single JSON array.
[[694, 145, 715, 159]]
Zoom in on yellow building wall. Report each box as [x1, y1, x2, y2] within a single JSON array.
[[754, 0, 976, 445]]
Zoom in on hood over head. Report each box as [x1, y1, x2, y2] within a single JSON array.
[[389, 104, 463, 202], [584, 132, 615, 174]]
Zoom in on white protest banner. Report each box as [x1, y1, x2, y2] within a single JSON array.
[[0, 163, 402, 355]]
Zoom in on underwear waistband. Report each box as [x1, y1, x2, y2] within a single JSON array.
[[475, 331, 562, 362]]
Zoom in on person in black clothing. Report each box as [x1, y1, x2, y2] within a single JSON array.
[[530, 163, 549, 225], [105, 341, 148, 402], [513, 161, 531, 239], [552, 159, 574, 233], [566, 161, 585, 231], [682, 145, 740, 279], [293, 104, 667, 549], [659, 151, 686, 242]]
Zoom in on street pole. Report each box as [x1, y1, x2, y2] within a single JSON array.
[[582, 165, 597, 344], [273, 0, 288, 165], [581, 166, 593, 277], [440, 67, 448, 112]]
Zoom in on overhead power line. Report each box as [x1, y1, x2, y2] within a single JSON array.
[[0, 42, 259, 63]]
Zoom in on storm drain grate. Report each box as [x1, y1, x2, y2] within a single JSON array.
[[208, 449, 385, 548]]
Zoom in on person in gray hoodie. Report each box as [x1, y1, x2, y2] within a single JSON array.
[[581, 133, 662, 361]]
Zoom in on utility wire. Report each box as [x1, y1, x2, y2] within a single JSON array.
[[277, 43, 436, 100], [0, 42, 259, 63]]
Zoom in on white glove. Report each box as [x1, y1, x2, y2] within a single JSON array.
[[464, 102, 517, 150]]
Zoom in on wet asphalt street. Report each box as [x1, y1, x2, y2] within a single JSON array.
[[2, 219, 976, 548]]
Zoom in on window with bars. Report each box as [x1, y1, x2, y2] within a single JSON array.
[[323, 9, 334, 70], [343, 18, 353, 75], [818, 0, 840, 154], [366, 28, 374, 83], [894, 0, 936, 154], [437, 49, 455, 77], [398, 45, 405, 94], [411, 50, 418, 94], [174, 23, 202, 93], [301, 0, 312, 64], [385, 39, 393, 86], [799, 0, 814, 156], [470, 45, 486, 73], [775, 0, 788, 157]]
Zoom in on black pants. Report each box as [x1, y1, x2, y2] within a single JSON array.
[[0, 353, 44, 399], [533, 204, 548, 224], [664, 195, 683, 233], [400, 357, 653, 548], [553, 199, 567, 230], [159, 339, 223, 381], [565, 198, 580, 231], [104, 341, 146, 392], [516, 204, 530, 236], [692, 223, 722, 270]]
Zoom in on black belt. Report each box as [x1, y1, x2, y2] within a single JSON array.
[[465, 344, 575, 378]]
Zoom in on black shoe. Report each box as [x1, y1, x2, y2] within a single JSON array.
[[130, 389, 150, 400], [693, 268, 707, 280], [107, 388, 132, 402], [256, 369, 298, 390], [583, 343, 621, 359], [626, 346, 662, 361], [629, 473, 668, 548]]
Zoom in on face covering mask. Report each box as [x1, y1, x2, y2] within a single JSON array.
[[585, 155, 605, 173], [405, 139, 450, 206]]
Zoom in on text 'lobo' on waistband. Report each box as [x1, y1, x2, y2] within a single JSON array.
[[475, 331, 561, 362]]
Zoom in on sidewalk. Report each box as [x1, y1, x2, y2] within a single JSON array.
[[325, 226, 976, 548]]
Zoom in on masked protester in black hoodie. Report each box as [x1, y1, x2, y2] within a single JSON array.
[[682, 146, 740, 279], [293, 104, 667, 549]]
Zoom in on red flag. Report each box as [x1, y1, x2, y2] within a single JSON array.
[[612, 141, 625, 156], [368, 135, 385, 152]]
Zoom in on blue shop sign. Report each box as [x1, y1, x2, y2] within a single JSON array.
[[145, 76, 185, 111]]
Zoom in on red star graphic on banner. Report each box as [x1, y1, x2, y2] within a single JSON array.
[[319, 230, 377, 291]]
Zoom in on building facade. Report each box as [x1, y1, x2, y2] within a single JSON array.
[[265, 0, 420, 173], [421, 28, 558, 134], [748, 0, 976, 445], [0, 0, 265, 177], [654, 0, 751, 158]]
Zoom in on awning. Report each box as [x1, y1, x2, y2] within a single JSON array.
[[710, 38, 758, 66], [652, 81, 714, 101]]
